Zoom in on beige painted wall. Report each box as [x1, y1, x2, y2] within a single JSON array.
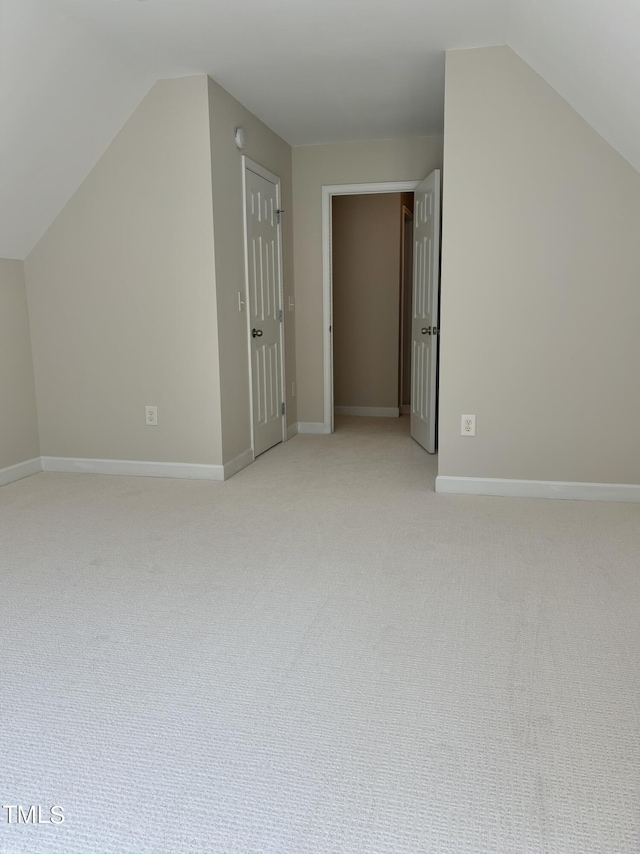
[[0, 259, 40, 469], [292, 137, 443, 423], [25, 77, 222, 464], [332, 193, 401, 409], [207, 79, 295, 464], [439, 46, 640, 484]]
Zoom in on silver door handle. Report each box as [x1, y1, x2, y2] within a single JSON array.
[[252, 328, 263, 338], [421, 327, 431, 335]]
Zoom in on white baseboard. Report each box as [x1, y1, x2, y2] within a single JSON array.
[[222, 449, 254, 480], [287, 422, 299, 440], [335, 406, 400, 418], [400, 404, 411, 415], [0, 457, 42, 488], [297, 422, 332, 434], [41, 456, 225, 481], [435, 475, 640, 503]]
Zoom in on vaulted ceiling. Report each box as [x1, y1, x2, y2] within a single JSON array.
[[1, 0, 639, 259]]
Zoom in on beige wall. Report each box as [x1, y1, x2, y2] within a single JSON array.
[[25, 77, 222, 465], [207, 79, 295, 463], [0, 259, 40, 469], [292, 137, 443, 423], [332, 194, 401, 409], [440, 47, 640, 484]]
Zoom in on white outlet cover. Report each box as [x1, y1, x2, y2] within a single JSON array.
[[145, 405, 158, 426], [461, 414, 476, 436]]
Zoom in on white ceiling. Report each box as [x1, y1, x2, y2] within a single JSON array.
[[0, 0, 155, 259], [1, 0, 639, 259], [56, 0, 512, 145], [509, 0, 640, 177]]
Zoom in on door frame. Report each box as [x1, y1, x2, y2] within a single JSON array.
[[321, 181, 420, 433], [242, 156, 287, 455]]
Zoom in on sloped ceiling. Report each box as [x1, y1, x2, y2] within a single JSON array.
[[509, 0, 640, 176], [0, 0, 155, 259], [1, 0, 510, 259], [1, 0, 639, 259]]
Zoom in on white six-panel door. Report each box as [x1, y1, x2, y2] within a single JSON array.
[[411, 169, 441, 454], [243, 162, 285, 457]]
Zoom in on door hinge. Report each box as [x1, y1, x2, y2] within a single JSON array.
[[276, 209, 284, 225], [279, 309, 283, 322], [281, 402, 285, 416]]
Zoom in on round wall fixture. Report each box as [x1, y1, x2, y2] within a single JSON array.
[[234, 127, 246, 150]]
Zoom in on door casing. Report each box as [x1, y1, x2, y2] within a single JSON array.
[[321, 181, 421, 434]]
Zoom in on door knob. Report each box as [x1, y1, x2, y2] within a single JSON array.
[[252, 328, 263, 338], [421, 327, 432, 335]]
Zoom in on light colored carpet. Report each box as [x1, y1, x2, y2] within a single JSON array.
[[1, 415, 640, 853]]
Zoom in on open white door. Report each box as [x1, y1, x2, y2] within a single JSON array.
[[243, 160, 285, 457], [410, 169, 441, 454]]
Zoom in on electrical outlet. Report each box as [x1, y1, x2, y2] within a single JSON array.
[[291, 381, 296, 398], [288, 296, 294, 311], [145, 405, 158, 427], [461, 414, 476, 436]]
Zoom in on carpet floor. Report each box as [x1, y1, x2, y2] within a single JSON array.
[[1, 415, 639, 853]]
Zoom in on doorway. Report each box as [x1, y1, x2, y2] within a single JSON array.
[[322, 175, 441, 453], [332, 192, 411, 420]]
